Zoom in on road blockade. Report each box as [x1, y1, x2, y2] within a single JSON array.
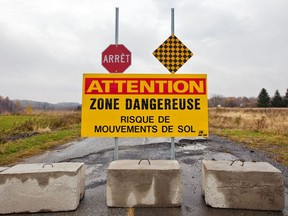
[[0, 163, 85, 214], [0, 167, 8, 173], [201, 160, 285, 211], [107, 160, 182, 207]]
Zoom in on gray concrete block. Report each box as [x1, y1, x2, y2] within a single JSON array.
[[0, 162, 85, 214], [201, 160, 285, 211], [107, 160, 182, 207], [0, 167, 9, 173]]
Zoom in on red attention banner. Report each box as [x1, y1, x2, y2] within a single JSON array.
[[85, 77, 206, 95]]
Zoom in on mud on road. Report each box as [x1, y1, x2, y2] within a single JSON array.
[[16, 135, 288, 216]]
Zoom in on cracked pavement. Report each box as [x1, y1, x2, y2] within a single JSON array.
[[11, 135, 288, 216]]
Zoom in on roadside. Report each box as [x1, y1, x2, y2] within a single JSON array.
[[13, 135, 288, 216], [0, 112, 80, 165], [1, 108, 288, 168], [209, 108, 288, 166]]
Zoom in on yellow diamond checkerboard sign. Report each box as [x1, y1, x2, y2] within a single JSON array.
[[153, 34, 193, 73]]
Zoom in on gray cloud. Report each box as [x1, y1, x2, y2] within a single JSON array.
[[0, 0, 287, 103]]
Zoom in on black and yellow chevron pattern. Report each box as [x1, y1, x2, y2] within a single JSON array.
[[153, 34, 193, 73]]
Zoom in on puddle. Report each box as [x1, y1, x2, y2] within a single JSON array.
[[177, 143, 207, 152]]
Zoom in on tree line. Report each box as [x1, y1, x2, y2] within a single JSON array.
[[209, 88, 288, 108], [1, 89, 288, 113], [257, 88, 288, 107], [208, 95, 257, 107], [0, 96, 22, 114], [0, 95, 81, 114]]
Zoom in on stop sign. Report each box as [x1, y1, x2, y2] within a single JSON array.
[[102, 44, 131, 73]]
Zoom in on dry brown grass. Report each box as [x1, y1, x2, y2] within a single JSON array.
[[209, 107, 288, 135], [209, 108, 288, 165], [0, 111, 81, 165]]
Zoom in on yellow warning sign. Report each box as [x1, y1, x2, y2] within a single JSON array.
[[153, 34, 193, 73], [81, 73, 208, 138]]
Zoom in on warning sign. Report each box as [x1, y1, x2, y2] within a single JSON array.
[[153, 35, 193, 73], [81, 74, 208, 138]]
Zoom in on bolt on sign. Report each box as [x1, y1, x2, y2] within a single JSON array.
[[153, 35, 193, 73], [81, 74, 208, 138], [102, 44, 131, 73]]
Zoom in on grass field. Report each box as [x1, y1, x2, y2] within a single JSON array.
[[0, 111, 81, 165], [1, 108, 288, 166], [209, 108, 288, 165]]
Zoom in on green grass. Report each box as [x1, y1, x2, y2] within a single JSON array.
[[209, 108, 288, 166], [210, 127, 288, 165], [0, 125, 80, 165], [0, 112, 81, 165], [0, 115, 32, 130]]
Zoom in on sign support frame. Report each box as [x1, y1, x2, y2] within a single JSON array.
[[115, 7, 119, 45], [170, 8, 175, 160], [114, 137, 119, 160], [171, 8, 174, 35], [114, 7, 119, 160]]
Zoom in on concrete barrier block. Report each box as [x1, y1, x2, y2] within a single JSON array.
[[0, 167, 9, 173], [201, 160, 285, 211], [107, 160, 182, 207], [0, 162, 85, 214]]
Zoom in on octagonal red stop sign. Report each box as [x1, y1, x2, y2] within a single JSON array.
[[102, 44, 131, 73]]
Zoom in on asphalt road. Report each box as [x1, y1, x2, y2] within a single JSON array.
[[11, 135, 288, 216]]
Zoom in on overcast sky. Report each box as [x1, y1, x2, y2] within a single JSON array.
[[1, 0, 287, 103]]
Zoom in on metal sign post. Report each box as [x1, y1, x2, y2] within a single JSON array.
[[114, 7, 119, 160], [101, 8, 131, 73], [153, 8, 194, 159], [171, 8, 174, 35], [171, 8, 175, 160], [115, 7, 119, 45], [114, 137, 119, 160]]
